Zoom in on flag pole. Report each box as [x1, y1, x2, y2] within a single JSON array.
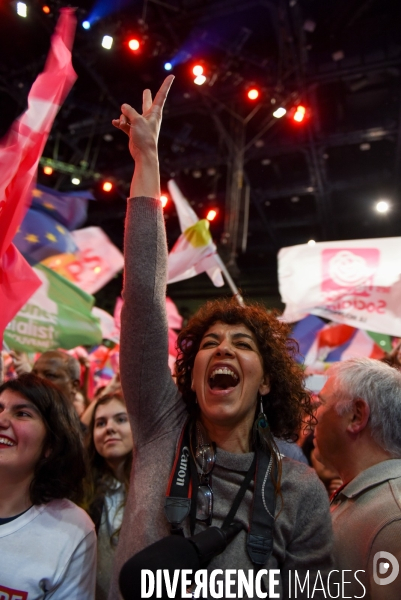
[[213, 254, 245, 306]]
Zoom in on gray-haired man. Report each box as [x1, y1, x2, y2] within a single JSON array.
[[315, 357, 401, 599]]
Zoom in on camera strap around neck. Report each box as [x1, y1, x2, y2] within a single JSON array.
[[164, 419, 277, 566]]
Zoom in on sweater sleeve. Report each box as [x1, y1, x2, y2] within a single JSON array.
[[120, 197, 186, 448]]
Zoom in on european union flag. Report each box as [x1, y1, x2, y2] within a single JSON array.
[[13, 208, 78, 264], [31, 184, 94, 230]]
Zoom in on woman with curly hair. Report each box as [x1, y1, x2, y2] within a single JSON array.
[[109, 76, 334, 599], [84, 393, 133, 600], [0, 373, 96, 598]]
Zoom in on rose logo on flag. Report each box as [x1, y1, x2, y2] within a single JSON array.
[[322, 248, 380, 292]]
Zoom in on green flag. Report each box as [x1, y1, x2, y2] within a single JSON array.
[[366, 330, 392, 353], [4, 264, 102, 352]]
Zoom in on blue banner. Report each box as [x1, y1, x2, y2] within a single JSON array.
[[32, 184, 93, 230], [13, 208, 78, 264]]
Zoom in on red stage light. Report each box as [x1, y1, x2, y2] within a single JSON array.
[[293, 105, 307, 123], [42, 5, 50, 14], [247, 88, 259, 100], [160, 195, 168, 208], [194, 75, 206, 86], [128, 38, 140, 51], [193, 65, 204, 76], [102, 181, 113, 192], [206, 209, 217, 221]]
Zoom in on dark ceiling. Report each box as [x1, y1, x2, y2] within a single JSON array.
[[1, 0, 401, 317]]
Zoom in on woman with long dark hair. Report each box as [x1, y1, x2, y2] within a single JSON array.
[[109, 76, 334, 599], [84, 393, 133, 599], [0, 373, 96, 597]]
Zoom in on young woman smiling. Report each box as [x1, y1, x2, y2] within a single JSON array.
[[0, 373, 96, 598], [108, 77, 334, 599], [84, 393, 133, 600]]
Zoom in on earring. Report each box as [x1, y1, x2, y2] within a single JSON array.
[[257, 396, 268, 429]]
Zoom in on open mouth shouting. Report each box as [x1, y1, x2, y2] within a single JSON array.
[[208, 365, 240, 392]]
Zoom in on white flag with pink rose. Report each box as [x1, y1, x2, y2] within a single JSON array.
[[278, 237, 401, 336]]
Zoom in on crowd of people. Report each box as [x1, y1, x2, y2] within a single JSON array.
[[1, 76, 401, 599]]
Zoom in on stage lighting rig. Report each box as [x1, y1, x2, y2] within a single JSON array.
[[16, 2, 27, 17], [102, 35, 113, 49], [247, 88, 259, 101], [293, 105, 307, 123], [194, 75, 206, 85], [193, 65, 204, 76], [273, 107, 286, 119], [192, 64, 207, 85], [128, 38, 141, 51]]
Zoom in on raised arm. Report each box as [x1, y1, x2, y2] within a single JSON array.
[[112, 77, 185, 446]]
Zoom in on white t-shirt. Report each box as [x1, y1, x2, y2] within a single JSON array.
[[0, 498, 96, 599]]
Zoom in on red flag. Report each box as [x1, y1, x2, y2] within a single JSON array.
[[0, 9, 77, 344]]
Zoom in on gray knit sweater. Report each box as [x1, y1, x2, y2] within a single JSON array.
[[109, 197, 334, 599]]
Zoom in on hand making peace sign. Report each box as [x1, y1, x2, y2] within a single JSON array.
[[112, 75, 174, 162]]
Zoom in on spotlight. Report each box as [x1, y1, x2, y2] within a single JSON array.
[[71, 177, 81, 185], [307, 239, 316, 246], [82, 21, 91, 30], [273, 107, 286, 119], [164, 62, 173, 71], [194, 75, 206, 86], [16, 2, 27, 17], [102, 35, 113, 50], [128, 38, 140, 51], [376, 200, 390, 214], [247, 89, 259, 101], [206, 209, 217, 221], [160, 195, 168, 208], [193, 65, 204, 76], [293, 105, 306, 123], [42, 5, 51, 14], [102, 181, 113, 192], [43, 166, 53, 175]]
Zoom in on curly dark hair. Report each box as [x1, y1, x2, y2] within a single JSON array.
[[176, 297, 313, 442], [83, 393, 132, 538], [0, 373, 87, 505]]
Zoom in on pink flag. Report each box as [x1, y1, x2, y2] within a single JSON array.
[[42, 226, 124, 294], [0, 9, 77, 345], [113, 295, 182, 374]]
